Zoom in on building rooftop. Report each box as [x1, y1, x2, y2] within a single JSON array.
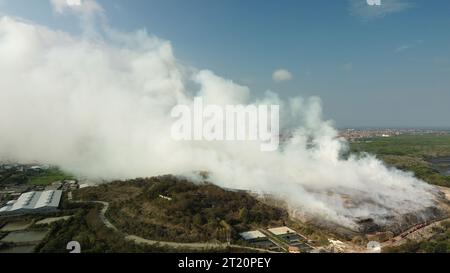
[[268, 226, 297, 236], [239, 230, 267, 241], [0, 190, 62, 214]]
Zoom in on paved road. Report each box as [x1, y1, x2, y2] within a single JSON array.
[[70, 200, 118, 231], [94, 201, 118, 232]]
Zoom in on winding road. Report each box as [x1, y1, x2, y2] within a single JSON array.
[[71, 196, 280, 253]]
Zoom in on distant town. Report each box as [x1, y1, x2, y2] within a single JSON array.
[[338, 128, 450, 142]]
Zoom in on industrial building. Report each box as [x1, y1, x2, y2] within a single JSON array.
[[0, 190, 62, 216], [268, 226, 303, 242], [268, 226, 313, 252], [240, 230, 267, 241], [239, 230, 279, 250], [268, 226, 297, 236]]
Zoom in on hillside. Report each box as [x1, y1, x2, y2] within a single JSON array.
[[74, 175, 289, 243]]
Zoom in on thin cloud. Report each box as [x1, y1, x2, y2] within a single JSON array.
[[49, 0, 105, 37], [395, 40, 423, 53], [342, 63, 353, 72], [272, 69, 293, 83], [348, 0, 414, 20], [396, 44, 412, 52], [50, 0, 103, 16]]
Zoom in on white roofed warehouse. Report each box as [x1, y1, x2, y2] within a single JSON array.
[[240, 231, 267, 241], [0, 190, 62, 216], [268, 226, 306, 245], [267, 227, 296, 236], [239, 230, 280, 250]]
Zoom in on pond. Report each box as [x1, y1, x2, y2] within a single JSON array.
[[0, 230, 47, 244], [0, 245, 37, 253], [428, 156, 450, 176], [0, 221, 32, 232]]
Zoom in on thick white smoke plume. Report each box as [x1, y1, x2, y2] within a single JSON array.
[[0, 3, 440, 230]]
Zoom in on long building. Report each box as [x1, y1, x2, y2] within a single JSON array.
[[0, 190, 62, 216]]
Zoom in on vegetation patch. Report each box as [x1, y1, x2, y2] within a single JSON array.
[[28, 168, 75, 186], [75, 175, 289, 244], [350, 135, 450, 187]]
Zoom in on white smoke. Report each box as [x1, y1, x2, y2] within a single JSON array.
[[0, 4, 440, 230]]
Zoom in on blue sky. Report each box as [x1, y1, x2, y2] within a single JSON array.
[[1, 0, 449, 128]]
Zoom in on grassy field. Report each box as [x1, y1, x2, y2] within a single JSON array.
[[350, 134, 450, 187], [1, 167, 75, 186], [28, 168, 75, 186], [351, 135, 450, 157]]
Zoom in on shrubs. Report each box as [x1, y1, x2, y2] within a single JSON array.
[[104, 175, 288, 243], [35, 206, 167, 253]]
